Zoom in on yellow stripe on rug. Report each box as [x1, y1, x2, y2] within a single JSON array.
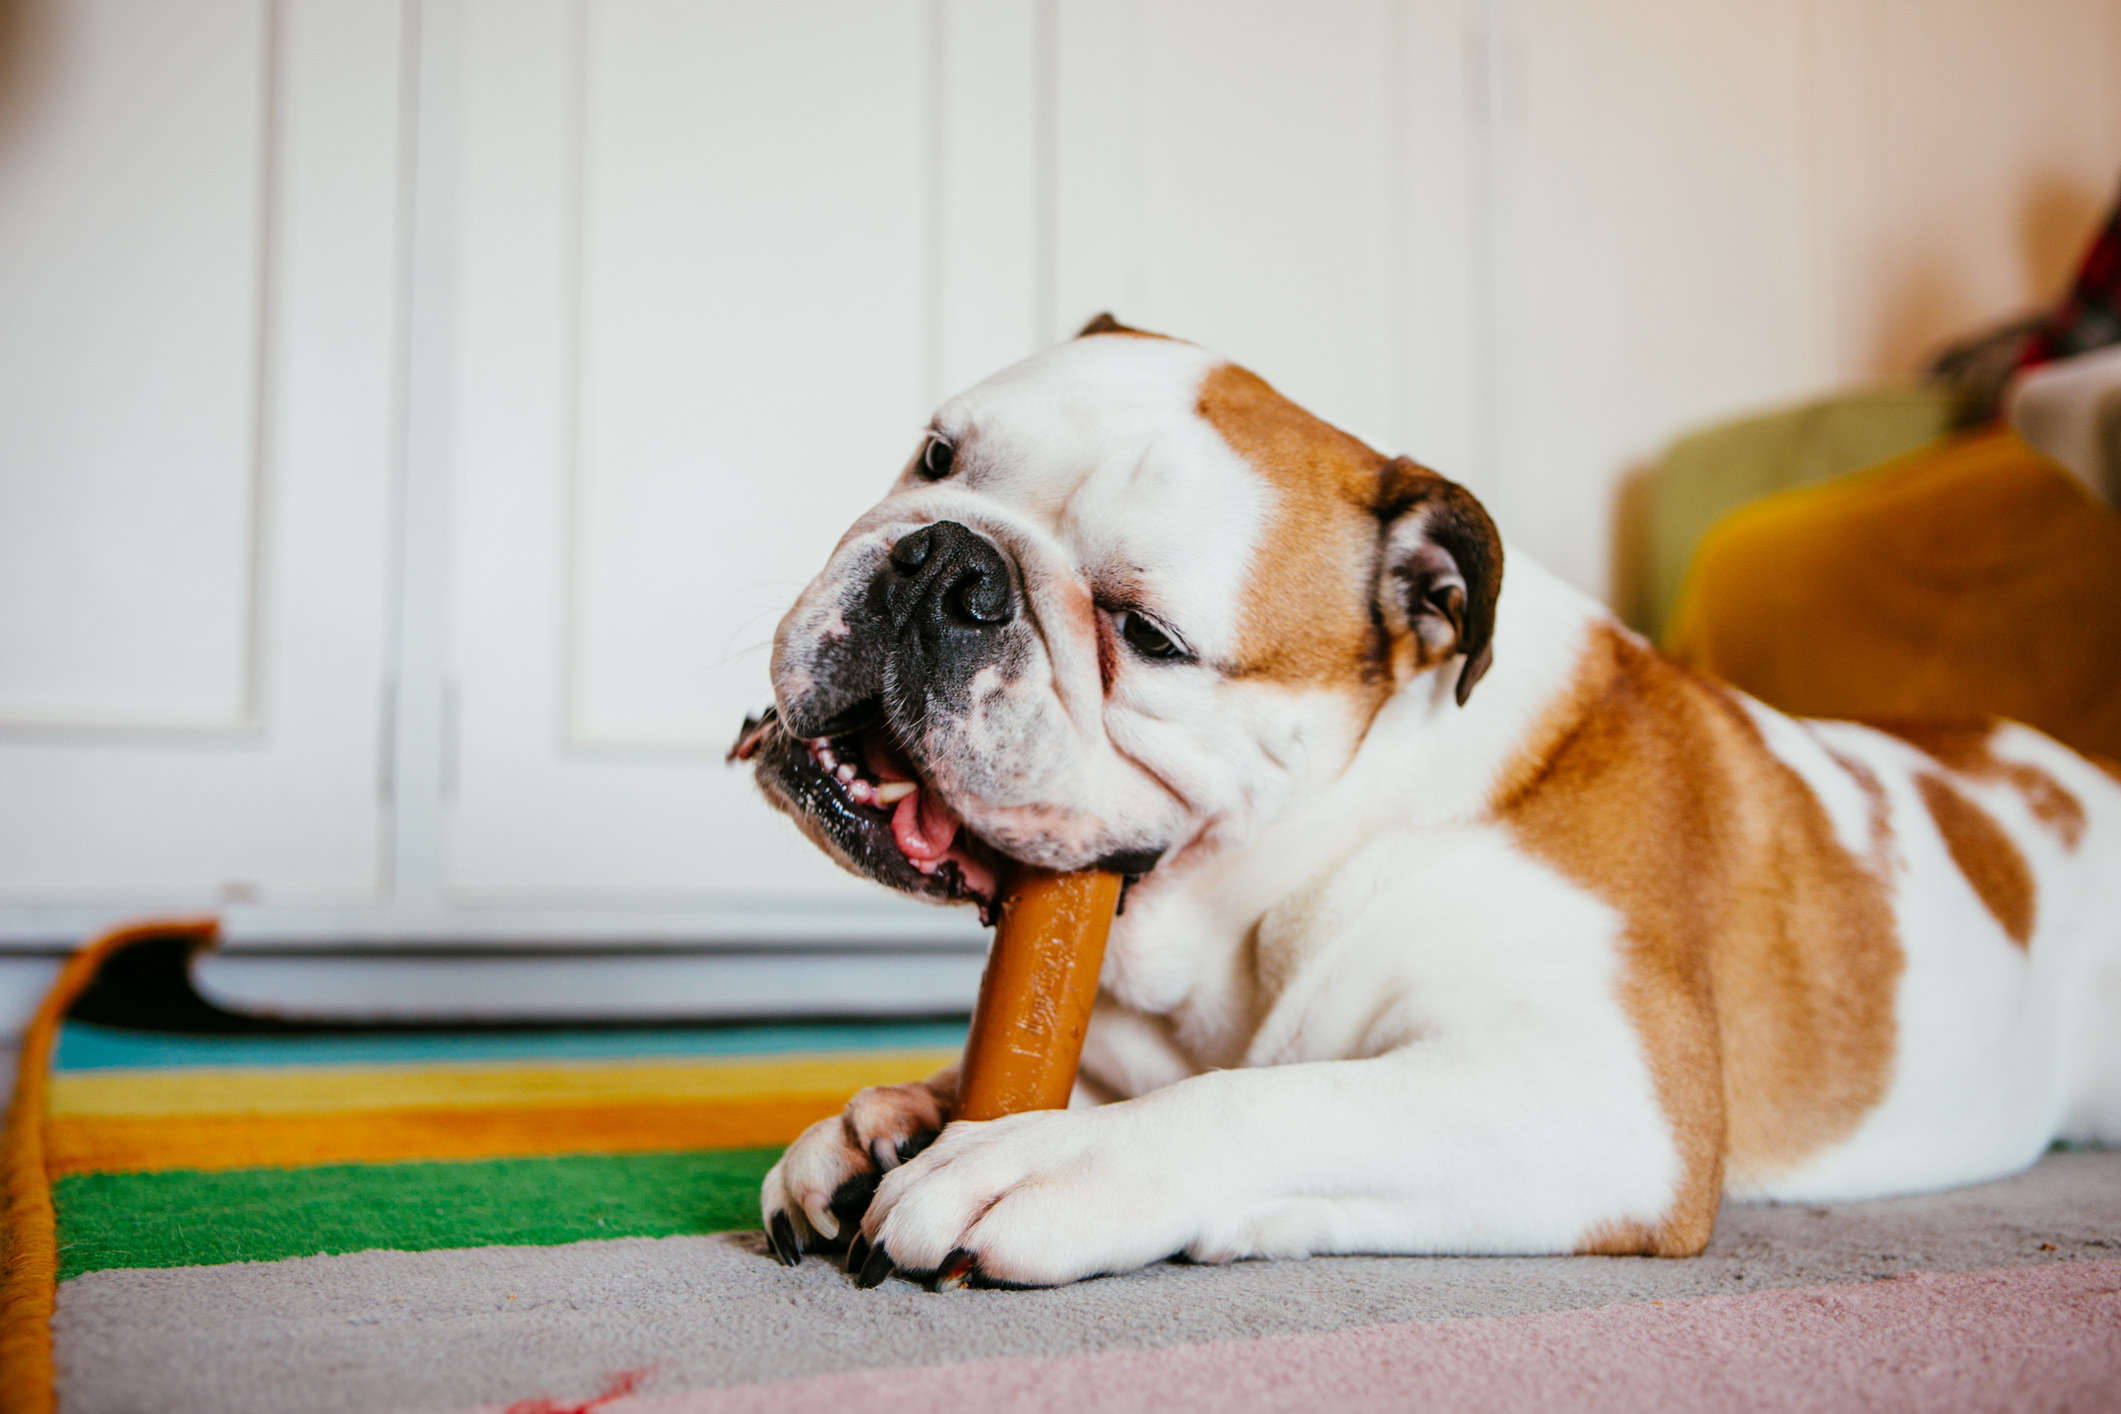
[[47, 1092, 860, 1177], [48, 1050, 958, 1120]]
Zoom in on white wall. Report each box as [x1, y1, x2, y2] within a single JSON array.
[[2, 0, 2117, 965], [1492, 0, 2121, 597]]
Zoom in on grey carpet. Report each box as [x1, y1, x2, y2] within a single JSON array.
[[52, 1150, 2121, 1414]]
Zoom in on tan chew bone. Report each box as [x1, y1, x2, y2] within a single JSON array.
[[953, 867, 1123, 1121]]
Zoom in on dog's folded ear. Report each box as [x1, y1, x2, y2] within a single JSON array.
[[1075, 312, 1163, 339], [1374, 458, 1504, 706]]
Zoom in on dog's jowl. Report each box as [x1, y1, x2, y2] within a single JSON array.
[[735, 316, 2121, 1289]]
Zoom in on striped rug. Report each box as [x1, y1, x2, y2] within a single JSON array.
[[47, 1014, 960, 1281], [8, 924, 2121, 1414], [4, 922, 960, 1412]]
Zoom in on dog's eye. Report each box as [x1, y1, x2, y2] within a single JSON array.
[[1119, 611, 1185, 661], [917, 435, 955, 480]]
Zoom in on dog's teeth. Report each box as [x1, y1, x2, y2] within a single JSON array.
[[849, 779, 875, 804], [875, 781, 917, 805], [836, 763, 857, 783]]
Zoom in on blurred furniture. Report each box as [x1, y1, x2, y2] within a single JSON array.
[[2009, 343, 2121, 509], [1641, 389, 1954, 643], [1664, 427, 2121, 763]]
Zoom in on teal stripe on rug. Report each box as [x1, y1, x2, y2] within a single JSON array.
[[53, 1148, 783, 1279], [53, 1019, 968, 1071]]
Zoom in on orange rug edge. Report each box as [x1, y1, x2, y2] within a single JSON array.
[[0, 917, 218, 1414]]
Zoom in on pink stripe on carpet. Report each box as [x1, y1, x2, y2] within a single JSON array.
[[467, 1258, 2121, 1414]]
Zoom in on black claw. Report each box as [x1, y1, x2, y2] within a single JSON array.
[[854, 1242, 897, 1289], [845, 1232, 871, 1274], [895, 1129, 939, 1164], [768, 1212, 802, 1267]]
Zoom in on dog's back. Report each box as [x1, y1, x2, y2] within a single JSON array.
[[1500, 619, 2121, 1208]]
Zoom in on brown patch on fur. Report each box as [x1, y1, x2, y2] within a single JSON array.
[[1866, 719, 1996, 772], [1869, 719, 2085, 850], [1575, 1219, 1667, 1257], [1196, 363, 1395, 689], [1826, 748, 1896, 873], [1914, 772, 2036, 948], [1194, 363, 1504, 703], [1501, 627, 1903, 1257]]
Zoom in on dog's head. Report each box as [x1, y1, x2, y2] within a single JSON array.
[[730, 318, 1501, 917]]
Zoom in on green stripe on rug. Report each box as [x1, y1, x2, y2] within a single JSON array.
[[54, 1147, 780, 1280]]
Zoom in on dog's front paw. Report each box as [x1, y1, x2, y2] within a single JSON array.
[[759, 1077, 951, 1266], [851, 1108, 1184, 1290]]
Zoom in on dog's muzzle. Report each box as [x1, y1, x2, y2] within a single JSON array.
[[730, 520, 1024, 917], [779, 520, 1022, 741]]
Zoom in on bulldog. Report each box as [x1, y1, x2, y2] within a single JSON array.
[[734, 315, 2121, 1290]]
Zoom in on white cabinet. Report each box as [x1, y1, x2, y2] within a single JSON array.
[[0, 0, 404, 918]]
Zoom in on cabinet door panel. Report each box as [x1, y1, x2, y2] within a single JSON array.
[[448, 0, 994, 934], [1053, 0, 1479, 478], [0, 0, 402, 907], [0, 0, 266, 727], [568, 0, 931, 750]]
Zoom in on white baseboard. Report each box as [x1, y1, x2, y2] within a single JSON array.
[[0, 947, 984, 1044], [194, 950, 983, 1024], [0, 900, 989, 951], [0, 897, 993, 1040]]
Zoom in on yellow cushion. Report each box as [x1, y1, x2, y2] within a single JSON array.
[[1664, 427, 2121, 761]]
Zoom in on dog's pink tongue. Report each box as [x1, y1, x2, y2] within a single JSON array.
[[892, 787, 962, 865], [888, 781, 1000, 900]]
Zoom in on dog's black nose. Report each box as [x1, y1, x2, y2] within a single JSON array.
[[885, 521, 1016, 630]]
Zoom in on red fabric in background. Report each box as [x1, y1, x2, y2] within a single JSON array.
[[2020, 186, 2121, 371]]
